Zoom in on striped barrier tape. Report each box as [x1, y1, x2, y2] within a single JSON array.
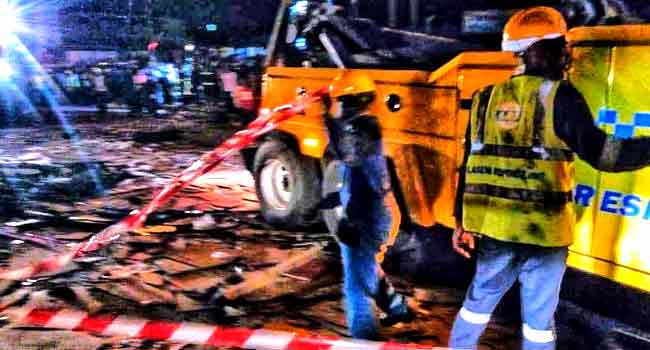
[[2, 307, 447, 350], [0, 88, 329, 281]]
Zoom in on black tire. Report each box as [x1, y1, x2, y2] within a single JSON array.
[[321, 159, 344, 234], [254, 139, 321, 228]]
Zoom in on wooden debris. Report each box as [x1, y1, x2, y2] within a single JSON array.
[[223, 245, 323, 300], [100, 264, 153, 280], [55, 232, 93, 241], [168, 344, 190, 350], [164, 217, 194, 226], [70, 286, 103, 314], [0, 109, 534, 350], [133, 225, 177, 236], [0, 288, 31, 310], [0, 230, 60, 250], [111, 244, 132, 260], [231, 204, 260, 212], [4, 219, 42, 228], [154, 258, 198, 274], [204, 195, 241, 209], [26, 290, 68, 309], [236, 228, 270, 237], [39, 202, 75, 213], [168, 271, 224, 293], [174, 293, 204, 312], [127, 277, 175, 304], [124, 234, 164, 245], [191, 214, 217, 231], [96, 281, 169, 306], [68, 215, 113, 224], [212, 220, 240, 230], [224, 305, 246, 317], [128, 252, 152, 261], [74, 256, 107, 265], [165, 241, 238, 269], [413, 287, 465, 305], [280, 273, 311, 282], [167, 237, 188, 251], [0, 280, 16, 295], [139, 271, 165, 287], [0, 330, 105, 350]]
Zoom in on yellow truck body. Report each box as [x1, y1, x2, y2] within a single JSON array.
[[262, 53, 518, 228], [258, 25, 650, 295], [568, 25, 650, 293]]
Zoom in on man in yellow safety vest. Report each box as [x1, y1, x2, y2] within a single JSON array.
[[450, 7, 650, 350]]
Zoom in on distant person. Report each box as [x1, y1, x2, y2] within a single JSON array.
[[64, 69, 81, 104], [233, 72, 256, 124], [91, 67, 108, 111]]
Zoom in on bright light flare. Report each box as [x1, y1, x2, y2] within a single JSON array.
[[0, 60, 13, 79], [0, 1, 18, 36], [0, 0, 43, 38]]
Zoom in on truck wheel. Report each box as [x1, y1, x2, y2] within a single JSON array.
[[321, 160, 344, 234], [254, 139, 320, 228]]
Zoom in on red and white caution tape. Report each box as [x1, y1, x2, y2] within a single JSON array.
[[2, 307, 447, 350], [0, 88, 329, 281]]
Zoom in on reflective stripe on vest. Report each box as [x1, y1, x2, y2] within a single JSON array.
[[463, 76, 575, 247]]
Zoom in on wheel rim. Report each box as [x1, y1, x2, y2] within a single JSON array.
[[260, 159, 293, 211]]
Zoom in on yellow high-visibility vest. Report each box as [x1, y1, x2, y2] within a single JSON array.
[[463, 76, 575, 247]]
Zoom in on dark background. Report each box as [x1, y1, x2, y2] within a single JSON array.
[[14, 1, 650, 52]]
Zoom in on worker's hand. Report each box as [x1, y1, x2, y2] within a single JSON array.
[[452, 226, 475, 259]]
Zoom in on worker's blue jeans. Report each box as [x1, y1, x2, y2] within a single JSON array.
[[340, 243, 381, 339], [340, 241, 408, 340], [338, 171, 407, 339], [336, 158, 408, 339], [449, 238, 568, 350]]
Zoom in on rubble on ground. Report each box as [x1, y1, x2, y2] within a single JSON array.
[[0, 110, 521, 350]]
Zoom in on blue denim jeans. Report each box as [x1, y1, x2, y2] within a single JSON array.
[[338, 159, 407, 339], [449, 237, 568, 350], [340, 243, 381, 339], [340, 241, 409, 340], [337, 196, 407, 340]]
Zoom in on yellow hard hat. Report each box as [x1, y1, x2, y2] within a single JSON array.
[[329, 71, 376, 99], [502, 7, 567, 52]]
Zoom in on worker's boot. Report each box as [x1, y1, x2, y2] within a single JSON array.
[[375, 276, 415, 327]]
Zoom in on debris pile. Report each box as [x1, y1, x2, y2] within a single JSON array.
[[0, 155, 346, 349], [0, 111, 520, 349]]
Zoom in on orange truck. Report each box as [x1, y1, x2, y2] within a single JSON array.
[[242, 0, 650, 345]]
